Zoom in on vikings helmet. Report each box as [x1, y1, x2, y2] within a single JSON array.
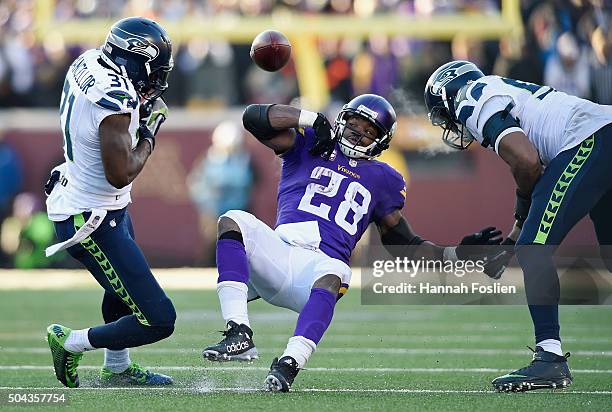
[[334, 94, 397, 159], [424, 60, 484, 149], [101, 17, 173, 100]]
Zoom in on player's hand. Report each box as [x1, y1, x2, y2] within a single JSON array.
[[137, 124, 156, 152], [483, 238, 516, 279], [456, 226, 503, 260], [140, 98, 168, 136], [308, 113, 335, 159]]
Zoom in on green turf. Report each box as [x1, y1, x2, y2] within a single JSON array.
[[0, 289, 611, 411]]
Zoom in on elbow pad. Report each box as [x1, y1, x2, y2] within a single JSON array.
[[242, 104, 278, 141]]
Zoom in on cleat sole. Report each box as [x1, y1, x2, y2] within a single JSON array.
[[202, 347, 259, 362], [265, 375, 288, 392]]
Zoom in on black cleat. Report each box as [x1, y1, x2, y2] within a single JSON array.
[[492, 346, 573, 392], [265, 356, 300, 392], [202, 321, 258, 362]]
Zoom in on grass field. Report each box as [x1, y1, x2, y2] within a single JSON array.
[[1, 287, 611, 411]]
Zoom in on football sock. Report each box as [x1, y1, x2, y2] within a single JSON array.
[[281, 336, 316, 369], [294, 288, 336, 345], [536, 339, 563, 357], [528, 304, 560, 345], [103, 349, 131, 373], [64, 328, 95, 353], [216, 236, 249, 284], [217, 281, 250, 327]]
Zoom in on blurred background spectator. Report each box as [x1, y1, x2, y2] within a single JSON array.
[[0, 128, 23, 267], [187, 121, 255, 265], [1, 0, 610, 110], [0, 192, 66, 269]]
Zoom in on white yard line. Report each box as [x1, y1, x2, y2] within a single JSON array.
[[1, 365, 611, 374], [0, 386, 610, 395], [3, 347, 612, 356]]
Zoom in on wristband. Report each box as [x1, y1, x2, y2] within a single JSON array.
[[443, 246, 458, 262], [298, 110, 318, 128]]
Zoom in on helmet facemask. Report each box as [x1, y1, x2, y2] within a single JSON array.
[[429, 105, 474, 150], [335, 112, 393, 160], [140, 56, 173, 100]]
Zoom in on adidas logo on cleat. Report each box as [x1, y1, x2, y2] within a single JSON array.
[[226, 341, 250, 353]]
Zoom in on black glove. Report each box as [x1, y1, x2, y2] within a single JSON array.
[[308, 113, 335, 159], [456, 226, 503, 260], [137, 124, 156, 152], [483, 237, 516, 279], [514, 190, 531, 228]]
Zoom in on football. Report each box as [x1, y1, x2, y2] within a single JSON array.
[[250, 30, 291, 72]]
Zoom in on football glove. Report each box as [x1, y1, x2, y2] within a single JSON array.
[[140, 98, 168, 136], [308, 113, 335, 159], [137, 125, 156, 152], [483, 237, 516, 279], [455, 226, 503, 261]]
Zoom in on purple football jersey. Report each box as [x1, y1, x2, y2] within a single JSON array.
[[275, 128, 406, 264]]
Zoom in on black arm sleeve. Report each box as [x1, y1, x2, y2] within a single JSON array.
[[242, 104, 279, 141], [380, 218, 425, 259]]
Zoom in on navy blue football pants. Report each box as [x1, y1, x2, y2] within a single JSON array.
[[516, 123, 612, 344], [54, 207, 175, 350]]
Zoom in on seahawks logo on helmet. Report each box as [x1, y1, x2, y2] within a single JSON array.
[[430, 63, 478, 96], [431, 69, 458, 96], [106, 30, 159, 61]]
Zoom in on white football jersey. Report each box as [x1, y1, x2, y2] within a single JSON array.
[[47, 48, 140, 221], [454, 75, 612, 165]]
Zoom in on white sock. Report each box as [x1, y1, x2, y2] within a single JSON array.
[[537, 339, 563, 356], [217, 281, 250, 327], [104, 349, 131, 373], [64, 328, 95, 353], [281, 336, 316, 368]]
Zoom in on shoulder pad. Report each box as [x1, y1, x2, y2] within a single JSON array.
[[73, 49, 139, 113]]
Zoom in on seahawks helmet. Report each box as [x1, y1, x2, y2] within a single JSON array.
[[101, 17, 173, 100], [334, 94, 397, 159], [424, 60, 484, 149]]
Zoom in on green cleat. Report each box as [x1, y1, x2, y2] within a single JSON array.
[[100, 362, 173, 386], [46, 324, 83, 388]]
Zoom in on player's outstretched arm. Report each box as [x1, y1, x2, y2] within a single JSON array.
[[100, 113, 152, 189], [377, 210, 443, 260], [377, 209, 503, 263]]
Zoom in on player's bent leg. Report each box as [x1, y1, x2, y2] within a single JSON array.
[[47, 210, 176, 387], [590, 189, 612, 272], [494, 134, 611, 392], [266, 274, 340, 393], [203, 212, 258, 362]]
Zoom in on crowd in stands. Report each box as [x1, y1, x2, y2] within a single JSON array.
[[0, 0, 610, 111]]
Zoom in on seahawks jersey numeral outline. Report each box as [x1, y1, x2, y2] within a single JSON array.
[[298, 166, 371, 235], [60, 79, 75, 161]]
